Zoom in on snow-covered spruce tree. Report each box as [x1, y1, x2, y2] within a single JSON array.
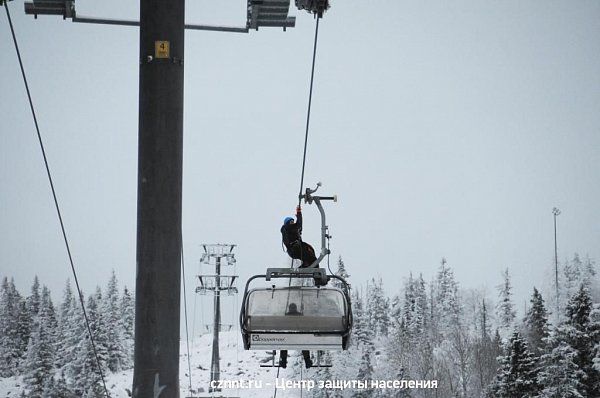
[[27, 276, 41, 326], [90, 288, 109, 371], [563, 254, 583, 297], [495, 268, 515, 340], [103, 270, 126, 372], [430, 259, 467, 398], [352, 289, 370, 348], [389, 273, 432, 390], [559, 253, 599, 312], [352, 347, 374, 398], [63, 290, 87, 386], [49, 371, 76, 398], [366, 278, 390, 337], [120, 285, 135, 368], [40, 286, 58, 340], [537, 340, 586, 398], [55, 279, 75, 369], [471, 299, 501, 397], [486, 331, 539, 397], [522, 287, 550, 356], [17, 298, 32, 368], [433, 258, 460, 343], [551, 286, 600, 397], [334, 256, 350, 287], [41, 375, 55, 398], [447, 313, 472, 398], [0, 277, 22, 377], [312, 351, 333, 398], [23, 285, 57, 398], [593, 304, 600, 375], [401, 273, 429, 338], [582, 255, 599, 301], [72, 291, 108, 396]]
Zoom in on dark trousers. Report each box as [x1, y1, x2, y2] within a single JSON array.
[[287, 241, 317, 268], [280, 350, 312, 367]]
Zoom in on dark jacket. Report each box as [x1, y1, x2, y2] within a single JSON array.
[[280, 212, 303, 250]]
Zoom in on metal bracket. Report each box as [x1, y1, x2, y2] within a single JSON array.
[[265, 267, 329, 286], [299, 182, 337, 268]]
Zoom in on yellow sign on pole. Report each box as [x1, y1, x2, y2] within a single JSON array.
[[155, 41, 170, 59]]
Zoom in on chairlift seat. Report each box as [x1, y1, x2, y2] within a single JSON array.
[[240, 281, 352, 351]]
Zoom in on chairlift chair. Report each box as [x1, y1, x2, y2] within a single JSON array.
[[240, 267, 352, 351]]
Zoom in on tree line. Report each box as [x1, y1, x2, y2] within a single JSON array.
[[313, 254, 600, 398], [0, 271, 134, 397]]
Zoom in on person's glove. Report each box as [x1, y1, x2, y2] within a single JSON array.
[[296, 205, 302, 214]]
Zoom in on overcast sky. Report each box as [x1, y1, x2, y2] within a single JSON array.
[[1, 1, 599, 324]]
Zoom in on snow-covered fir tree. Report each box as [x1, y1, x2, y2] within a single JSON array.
[[495, 268, 516, 340], [17, 298, 32, 368], [388, 272, 432, 392], [592, 304, 600, 374], [72, 291, 108, 396], [352, 348, 373, 398], [0, 277, 22, 377], [40, 286, 57, 342], [103, 270, 127, 372], [27, 276, 41, 323], [334, 256, 350, 287], [23, 285, 56, 398], [366, 278, 390, 337], [120, 286, 135, 368], [557, 253, 599, 316], [64, 290, 87, 386], [433, 258, 460, 343], [351, 289, 369, 348], [486, 331, 539, 397], [312, 351, 333, 398], [55, 279, 75, 369], [522, 287, 550, 356], [471, 299, 501, 397], [550, 286, 600, 397], [537, 340, 586, 398]]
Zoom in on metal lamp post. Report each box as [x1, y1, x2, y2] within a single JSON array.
[[553, 207, 561, 321]]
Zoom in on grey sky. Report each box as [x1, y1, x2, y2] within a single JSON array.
[[1, 1, 599, 318]]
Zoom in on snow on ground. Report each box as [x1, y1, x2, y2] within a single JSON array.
[[0, 331, 323, 398], [0, 375, 25, 397]]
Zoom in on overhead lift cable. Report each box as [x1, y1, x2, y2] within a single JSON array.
[[3, 2, 111, 397], [297, 17, 321, 206], [274, 15, 322, 397], [181, 240, 194, 394]]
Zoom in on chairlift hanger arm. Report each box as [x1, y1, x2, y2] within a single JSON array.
[[298, 182, 337, 268]]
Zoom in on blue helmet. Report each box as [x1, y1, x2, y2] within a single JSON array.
[[283, 217, 294, 225]]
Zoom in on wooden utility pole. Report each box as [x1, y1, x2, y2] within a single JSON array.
[[133, 0, 185, 396]]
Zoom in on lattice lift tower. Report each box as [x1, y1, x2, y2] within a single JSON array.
[[196, 244, 238, 396]]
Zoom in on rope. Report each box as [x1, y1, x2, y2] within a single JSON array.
[[297, 17, 321, 206], [181, 240, 193, 394], [300, 361, 303, 398], [273, 362, 281, 398], [3, 2, 110, 396], [326, 231, 333, 276]]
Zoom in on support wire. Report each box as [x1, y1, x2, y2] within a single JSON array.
[[4, 2, 110, 396], [297, 17, 321, 206], [181, 239, 194, 394]]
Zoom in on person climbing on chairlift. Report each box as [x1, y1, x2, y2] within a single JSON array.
[[281, 205, 317, 268], [278, 303, 313, 369]]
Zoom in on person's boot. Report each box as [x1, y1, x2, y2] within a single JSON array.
[[278, 352, 287, 368], [303, 351, 313, 368]]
